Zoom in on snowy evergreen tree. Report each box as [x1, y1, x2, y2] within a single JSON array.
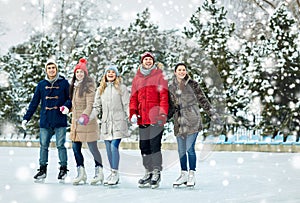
[[0, 54, 21, 138], [7, 36, 62, 137], [253, 3, 300, 138], [184, 0, 238, 135]]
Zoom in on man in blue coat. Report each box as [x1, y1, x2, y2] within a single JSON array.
[[22, 59, 72, 182]]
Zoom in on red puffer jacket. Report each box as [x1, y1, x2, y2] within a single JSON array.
[[130, 67, 168, 125]]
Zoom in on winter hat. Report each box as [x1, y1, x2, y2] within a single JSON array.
[[45, 59, 58, 71], [104, 65, 120, 76], [141, 52, 155, 63], [74, 58, 88, 76]]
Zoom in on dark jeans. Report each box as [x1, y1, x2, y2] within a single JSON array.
[[72, 141, 103, 167], [139, 125, 164, 171]]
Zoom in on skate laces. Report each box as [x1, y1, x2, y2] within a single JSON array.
[[142, 172, 151, 180], [94, 167, 99, 178], [152, 170, 160, 181]]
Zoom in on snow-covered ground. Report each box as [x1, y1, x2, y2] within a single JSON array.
[[1, 146, 300, 203]]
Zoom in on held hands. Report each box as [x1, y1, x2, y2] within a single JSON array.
[[130, 114, 138, 124], [156, 114, 167, 126], [78, 114, 89, 125], [21, 120, 27, 130], [59, 106, 69, 114]]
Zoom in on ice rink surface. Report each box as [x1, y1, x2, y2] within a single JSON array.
[[1, 146, 300, 203]]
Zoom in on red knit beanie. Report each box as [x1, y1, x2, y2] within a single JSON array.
[[141, 52, 155, 63], [74, 58, 88, 75]]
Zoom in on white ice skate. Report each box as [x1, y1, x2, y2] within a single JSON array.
[[173, 170, 188, 187], [72, 166, 87, 185], [90, 166, 104, 185], [103, 171, 112, 185], [186, 170, 195, 188], [107, 169, 119, 186]]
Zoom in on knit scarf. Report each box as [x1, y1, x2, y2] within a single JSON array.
[[45, 74, 59, 85], [140, 65, 156, 76]]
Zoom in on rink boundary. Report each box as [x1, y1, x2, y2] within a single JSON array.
[[1, 140, 300, 153]]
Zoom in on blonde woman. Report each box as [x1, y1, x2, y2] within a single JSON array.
[[90, 65, 130, 185]]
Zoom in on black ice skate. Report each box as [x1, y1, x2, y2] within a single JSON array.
[[58, 166, 68, 183], [138, 170, 152, 188], [150, 169, 161, 189], [34, 165, 47, 183]]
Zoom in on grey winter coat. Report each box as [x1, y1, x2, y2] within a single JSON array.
[[92, 82, 130, 140], [169, 75, 214, 137]]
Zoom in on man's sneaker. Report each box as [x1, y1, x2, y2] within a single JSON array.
[[138, 169, 152, 188], [58, 166, 68, 182], [34, 165, 47, 182], [150, 169, 161, 189]]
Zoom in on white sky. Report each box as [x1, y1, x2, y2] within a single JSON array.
[[0, 0, 204, 54]]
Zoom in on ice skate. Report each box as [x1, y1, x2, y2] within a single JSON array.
[[103, 171, 112, 185], [72, 166, 87, 185], [150, 169, 161, 189], [34, 165, 47, 183], [58, 166, 68, 183], [173, 170, 188, 187], [138, 169, 152, 188], [90, 166, 104, 185], [186, 170, 195, 188], [107, 169, 119, 186]]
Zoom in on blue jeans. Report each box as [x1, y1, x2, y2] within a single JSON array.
[[39, 127, 67, 166], [104, 139, 121, 170], [176, 132, 198, 171]]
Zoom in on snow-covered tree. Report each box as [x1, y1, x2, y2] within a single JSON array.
[[252, 3, 300, 138], [184, 0, 239, 136]]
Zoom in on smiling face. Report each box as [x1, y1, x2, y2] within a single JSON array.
[[106, 70, 117, 82], [46, 64, 57, 80], [175, 65, 187, 82], [142, 57, 154, 69], [75, 69, 85, 81]]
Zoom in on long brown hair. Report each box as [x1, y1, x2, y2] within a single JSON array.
[[69, 72, 94, 99], [98, 74, 122, 95]]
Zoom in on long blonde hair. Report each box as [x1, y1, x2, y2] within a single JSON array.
[[98, 74, 122, 95]]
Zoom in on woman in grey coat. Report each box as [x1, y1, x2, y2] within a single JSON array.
[[169, 63, 217, 187], [90, 65, 130, 185]]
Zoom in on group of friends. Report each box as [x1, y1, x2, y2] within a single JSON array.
[[21, 51, 218, 189]]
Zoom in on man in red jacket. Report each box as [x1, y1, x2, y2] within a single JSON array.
[[129, 52, 169, 189]]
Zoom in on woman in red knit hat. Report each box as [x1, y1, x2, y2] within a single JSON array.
[[69, 58, 104, 185]]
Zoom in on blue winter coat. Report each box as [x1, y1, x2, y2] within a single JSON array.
[[23, 75, 72, 128]]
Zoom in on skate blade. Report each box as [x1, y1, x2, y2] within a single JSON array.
[[151, 184, 160, 189], [107, 180, 119, 186], [173, 182, 187, 188], [186, 184, 195, 188], [59, 179, 66, 184], [73, 181, 87, 186], [90, 181, 103, 186], [34, 178, 45, 183], [138, 183, 150, 188]]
